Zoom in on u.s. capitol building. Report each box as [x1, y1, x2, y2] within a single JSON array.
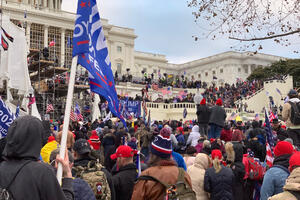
[[2, 0, 283, 85]]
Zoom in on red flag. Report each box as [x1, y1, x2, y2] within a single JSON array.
[[49, 40, 55, 47]]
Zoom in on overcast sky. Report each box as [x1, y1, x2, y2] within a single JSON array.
[[61, 0, 299, 64]]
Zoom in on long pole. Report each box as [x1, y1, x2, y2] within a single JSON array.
[[56, 55, 77, 184]]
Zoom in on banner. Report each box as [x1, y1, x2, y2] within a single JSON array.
[[120, 100, 141, 119], [0, 98, 16, 139]]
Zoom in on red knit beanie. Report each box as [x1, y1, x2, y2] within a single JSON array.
[[211, 149, 222, 160], [274, 141, 294, 157], [289, 151, 300, 169], [216, 98, 223, 106], [200, 98, 206, 105]]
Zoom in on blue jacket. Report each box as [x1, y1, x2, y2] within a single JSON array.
[[72, 178, 96, 200], [260, 165, 290, 200], [172, 151, 187, 171]]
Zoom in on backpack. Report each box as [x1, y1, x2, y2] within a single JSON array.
[[289, 101, 300, 125], [138, 168, 196, 200], [289, 190, 300, 200], [0, 161, 31, 200], [73, 161, 111, 200], [242, 155, 265, 180]]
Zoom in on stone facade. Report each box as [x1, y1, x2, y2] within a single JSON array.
[[2, 0, 284, 86]]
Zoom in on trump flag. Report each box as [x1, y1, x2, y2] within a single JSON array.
[[72, 0, 125, 126]]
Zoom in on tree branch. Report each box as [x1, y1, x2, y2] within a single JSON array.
[[229, 28, 300, 41]]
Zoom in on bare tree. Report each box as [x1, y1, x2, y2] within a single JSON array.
[[188, 0, 300, 53]]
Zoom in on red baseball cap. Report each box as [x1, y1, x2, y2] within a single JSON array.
[[110, 145, 137, 160]]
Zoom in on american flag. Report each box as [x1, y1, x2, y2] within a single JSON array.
[[265, 110, 274, 167], [269, 111, 277, 122], [75, 104, 83, 121], [228, 112, 237, 121], [46, 104, 54, 113], [70, 110, 77, 122]]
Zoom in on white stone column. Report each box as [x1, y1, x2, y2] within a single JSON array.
[[43, 0, 47, 7], [44, 25, 48, 47], [61, 28, 65, 67], [248, 65, 251, 74], [49, 0, 53, 9], [26, 22, 31, 48], [55, 0, 58, 9]]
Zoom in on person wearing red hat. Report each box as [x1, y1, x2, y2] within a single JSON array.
[[260, 141, 294, 200], [269, 151, 300, 200], [204, 149, 234, 200], [196, 98, 211, 136], [88, 130, 100, 151], [110, 145, 137, 200], [208, 98, 226, 139]]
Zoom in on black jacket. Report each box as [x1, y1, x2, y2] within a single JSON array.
[[196, 104, 211, 124], [209, 105, 227, 127], [0, 116, 74, 200], [112, 163, 138, 200], [204, 166, 234, 200], [231, 143, 245, 200], [274, 127, 288, 141]]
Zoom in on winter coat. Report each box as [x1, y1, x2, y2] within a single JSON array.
[[102, 133, 115, 156], [72, 178, 96, 200], [209, 105, 227, 127], [230, 142, 245, 200], [111, 163, 137, 200], [195, 142, 203, 153], [196, 104, 211, 125], [0, 116, 74, 200], [187, 126, 201, 147], [268, 167, 300, 200], [187, 153, 210, 200], [260, 154, 291, 200], [274, 127, 289, 141], [282, 98, 300, 129], [131, 160, 192, 200], [183, 156, 196, 168], [204, 165, 235, 200]]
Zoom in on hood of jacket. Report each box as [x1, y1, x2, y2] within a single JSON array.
[[284, 167, 300, 192], [192, 125, 199, 133], [233, 142, 244, 162], [2, 116, 44, 160], [194, 153, 210, 170]]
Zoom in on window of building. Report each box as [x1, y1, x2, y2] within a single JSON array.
[[117, 46, 122, 52], [238, 68, 241, 72], [64, 29, 73, 68], [48, 26, 61, 65], [30, 23, 44, 50], [205, 72, 208, 76], [117, 63, 122, 74], [191, 75, 194, 80], [198, 74, 201, 78], [220, 69, 223, 73], [212, 71, 216, 75], [153, 69, 157, 74], [143, 68, 147, 73]]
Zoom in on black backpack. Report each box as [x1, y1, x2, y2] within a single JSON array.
[[0, 161, 31, 200], [289, 191, 300, 200], [289, 101, 300, 125], [138, 168, 196, 200]]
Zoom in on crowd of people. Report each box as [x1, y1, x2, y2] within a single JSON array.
[[0, 89, 299, 200]]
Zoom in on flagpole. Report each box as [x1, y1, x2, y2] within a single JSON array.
[[56, 55, 78, 184]]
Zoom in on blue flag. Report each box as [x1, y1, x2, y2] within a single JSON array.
[[15, 104, 20, 118], [0, 98, 16, 139], [72, 0, 125, 127], [265, 110, 274, 147]]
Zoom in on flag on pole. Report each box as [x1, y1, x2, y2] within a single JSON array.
[[24, 10, 27, 18], [72, 0, 126, 127], [0, 98, 17, 139], [67, 36, 72, 48], [147, 110, 151, 128], [75, 103, 83, 121], [183, 108, 187, 119], [265, 110, 274, 167], [228, 112, 237, 121], [276, 88, 282, 95], [70, 110, 77, 122], [46, 103, 54, 113]]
